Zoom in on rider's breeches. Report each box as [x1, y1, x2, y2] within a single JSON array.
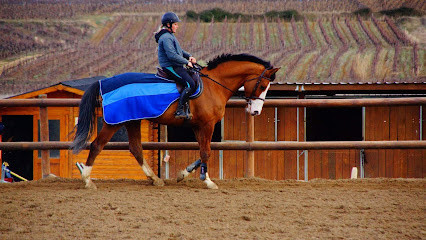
[[163, 66, 196, 93]]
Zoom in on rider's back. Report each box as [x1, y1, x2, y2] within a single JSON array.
[[156, 29, 190, 68]]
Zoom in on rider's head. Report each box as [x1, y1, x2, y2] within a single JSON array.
[[161, 12, 180, 30]]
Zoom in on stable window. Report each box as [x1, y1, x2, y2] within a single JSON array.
[[97, 117, 128, 142], [306, 107, 362, 141], [167, 122, 221, 142]]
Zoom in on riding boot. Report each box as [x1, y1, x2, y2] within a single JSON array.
[[175, 87, 192, 119]]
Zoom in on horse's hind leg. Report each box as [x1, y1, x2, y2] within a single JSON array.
[[125, 121, 164, 186], [80, 122, 121, 189]]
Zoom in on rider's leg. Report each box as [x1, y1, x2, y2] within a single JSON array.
[[163, 66, 195, 119], [175, 87, 192, 119]]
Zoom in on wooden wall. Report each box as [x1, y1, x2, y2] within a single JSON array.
[[166, 106, 302, 180], [364, 106, 424, 178], [164, 104, 424, 180], [69, 108, 157, 180], [1, 88, 424, 180], [307, 150, 360, 180], [1, 89, 157, 180]]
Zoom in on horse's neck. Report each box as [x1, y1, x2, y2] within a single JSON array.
[[202, 65, 249, 100]]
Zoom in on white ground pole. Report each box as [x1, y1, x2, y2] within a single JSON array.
[[164, 126, 169, 179], [360, 106, 366, 178], [219, 118, 224, 179], [304, 106, 308, 181], [165, 150, 169, 179], [296, 105, 300, 180], [420, 106, 422, 141]]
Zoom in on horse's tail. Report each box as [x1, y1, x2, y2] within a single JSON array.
[[71, 81, 100, 154]]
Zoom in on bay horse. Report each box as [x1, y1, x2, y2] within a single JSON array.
[[71, 53, 279, 189]]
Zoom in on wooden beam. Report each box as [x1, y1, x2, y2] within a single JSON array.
[[1, 97, 425, 108], [10, 85, 61, 99], [0, 140, 425, 150], [9, 84, 84, 99], [270, 83, 426, 92], [227, 97, 426, 108], [38, 94, 51, 178], [245, 112, 255, 178]]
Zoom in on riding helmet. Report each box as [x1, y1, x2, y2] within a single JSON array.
[[161, 12, 180, 26]]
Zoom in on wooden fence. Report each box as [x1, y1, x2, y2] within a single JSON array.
[[0, 97, 425, 178]]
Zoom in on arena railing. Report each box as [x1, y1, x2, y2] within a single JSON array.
[[0, 97, 425, 178]]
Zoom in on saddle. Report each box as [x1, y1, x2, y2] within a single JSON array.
[[156, 67, 202, 94]]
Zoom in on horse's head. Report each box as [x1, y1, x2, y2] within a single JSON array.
[[205, 53, 280, 115], [243, 66, 280, 116]]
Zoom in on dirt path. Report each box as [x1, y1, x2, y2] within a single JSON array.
[[0, 178, 424, 239]]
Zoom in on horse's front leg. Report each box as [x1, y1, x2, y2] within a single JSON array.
[[192, 123, 218, 189], [177, 159, 201, 182]]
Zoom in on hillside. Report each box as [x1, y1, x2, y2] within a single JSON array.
[[0, 0, 425, 98]]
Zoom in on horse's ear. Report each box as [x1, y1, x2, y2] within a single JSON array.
[[269, 67, 280, 75]]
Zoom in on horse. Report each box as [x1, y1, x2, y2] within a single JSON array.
[[71, 53, 280, 189]]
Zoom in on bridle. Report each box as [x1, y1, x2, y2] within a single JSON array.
[[192, 64, 273, 102], [245, 66, 273, 101]]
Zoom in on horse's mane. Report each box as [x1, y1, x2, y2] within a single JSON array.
[[206, 53, 273, 70]]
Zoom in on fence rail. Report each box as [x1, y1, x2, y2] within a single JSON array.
[[1, 97, 425, 178], [0, 140, 425, 151], [0, 97, 425, 107]]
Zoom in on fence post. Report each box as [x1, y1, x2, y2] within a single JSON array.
[[39, 94, 51, 178], [245, 112, 255, 178]]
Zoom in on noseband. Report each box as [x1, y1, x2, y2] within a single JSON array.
[[194, 65, 272, 102]]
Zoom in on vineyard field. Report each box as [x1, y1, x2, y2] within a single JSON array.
[[0, 2, 425, 97]]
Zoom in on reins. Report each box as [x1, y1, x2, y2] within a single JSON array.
[[191, 63, 272, 102]]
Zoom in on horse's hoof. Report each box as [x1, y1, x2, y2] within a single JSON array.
[[204, 178, 218, 189], [153, 178, 165, 187], [85, 181, 97, 190], [205, 180, 218, 190], [177, 170, 189, 182]]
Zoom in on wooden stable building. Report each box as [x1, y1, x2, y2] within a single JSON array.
[[165, 81, 425, 180], [0, 77, 158, 181], [1, 77, 425, 181]]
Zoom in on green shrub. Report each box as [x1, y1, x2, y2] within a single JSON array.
[[186, 8, 302, 22], [265, 10, 300, 20], [199, 8, 234, 22], [186, 10, 198, 20]]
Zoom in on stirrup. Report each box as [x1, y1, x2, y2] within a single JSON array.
[[185, 103, 193, 120], [174, 111, 187, 119], [175, 103, 192, 120], [174, 108, 188, 119]]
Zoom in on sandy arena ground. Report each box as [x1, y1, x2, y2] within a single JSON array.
[[0, 177, 424, 240]]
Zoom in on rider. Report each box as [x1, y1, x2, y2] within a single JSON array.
[[155, 12, 197, 119]]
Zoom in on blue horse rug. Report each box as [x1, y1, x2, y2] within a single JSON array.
[[99, 72, 201, 124]]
